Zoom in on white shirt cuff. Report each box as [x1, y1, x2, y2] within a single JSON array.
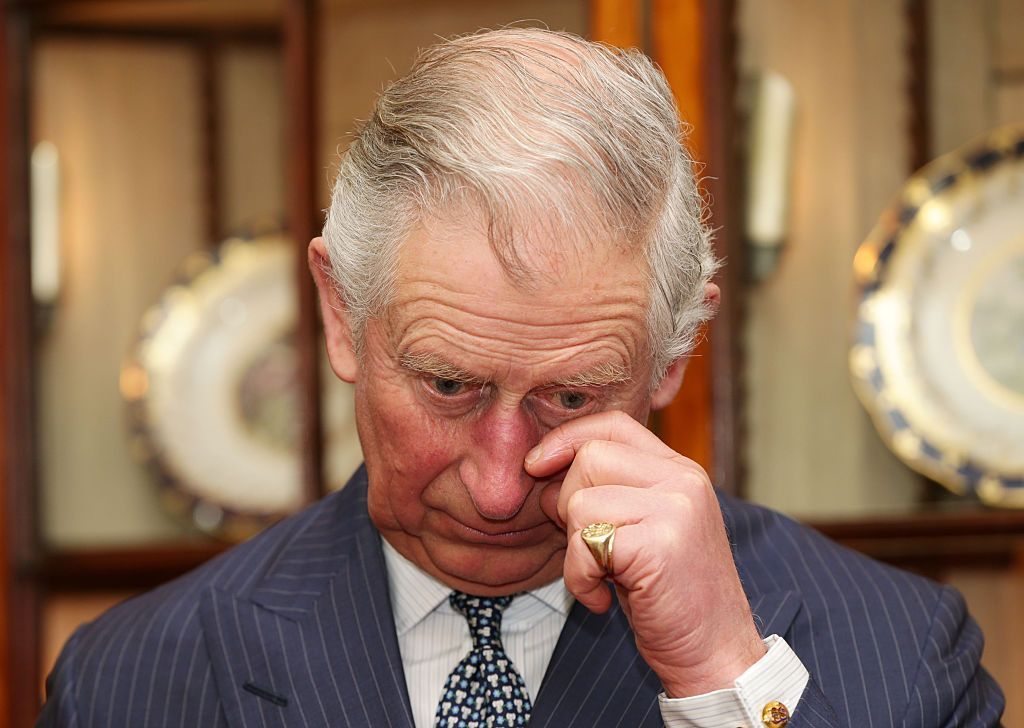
[[658, 635, 809, 727]]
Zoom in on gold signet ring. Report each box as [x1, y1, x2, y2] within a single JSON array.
[[581, 522, 615, 575]]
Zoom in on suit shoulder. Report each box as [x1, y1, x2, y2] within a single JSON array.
[[716, 495, 1003, 723], [59, 484, 360, 678], [717, 491, 943, 605]]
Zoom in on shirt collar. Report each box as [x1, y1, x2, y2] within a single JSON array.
[[382, 539, 451, 636], [381, 539, 574, 636]]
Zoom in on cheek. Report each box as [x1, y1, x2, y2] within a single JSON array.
[[356, 376, 464, 526]]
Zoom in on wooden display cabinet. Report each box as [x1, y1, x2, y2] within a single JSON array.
[[1, 3, 313, 725], [4, 2, 1020, 726]]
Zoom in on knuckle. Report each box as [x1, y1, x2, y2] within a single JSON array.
[[576, 439, 604, 465], [666, 460, 711, 493], [565, 488, 588, 519], [662, 491, 691, 517], [608, 409, 635, 430]]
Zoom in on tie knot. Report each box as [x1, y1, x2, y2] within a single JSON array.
[[449, 592, 513, 650]]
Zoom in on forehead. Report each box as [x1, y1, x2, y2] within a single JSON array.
[[385, 212, 651, 374]]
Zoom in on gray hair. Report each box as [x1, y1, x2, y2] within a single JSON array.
[[322, 27, 719, 384]]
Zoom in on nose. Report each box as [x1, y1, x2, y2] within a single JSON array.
[[458, 403, 539, 521]]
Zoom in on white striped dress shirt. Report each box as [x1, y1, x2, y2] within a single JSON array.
[[382, 541, 808, 728]]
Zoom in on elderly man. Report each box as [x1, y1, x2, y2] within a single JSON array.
[[40, 28, 1001, 728]]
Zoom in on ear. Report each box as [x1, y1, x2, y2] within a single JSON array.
[[308, 237, 358, 383], [650, 357, 688, 410], [650, 282, 721, 410]]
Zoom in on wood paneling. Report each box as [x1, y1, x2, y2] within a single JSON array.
[[1, 6, 14, 720], [814, 511, 1024, 574], [649, 0, 715, 478], [589, 0, 640, 48], [32, 0, 281, 33], [285, 0, 325, 504], [907, 0, 932, 172], [947, 565, 1024, 728], [40, 543, 225, 591], [592, 0, 741, 492], [1, 4, 15, 720], [700, 0, 744, 498], [2, 5, 43, 724], [40, 591, 138, 695]]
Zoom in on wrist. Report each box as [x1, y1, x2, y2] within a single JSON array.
[[659, 634, 767, 698]]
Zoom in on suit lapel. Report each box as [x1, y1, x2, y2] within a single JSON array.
[[530, 596, 663, 727], [200, 471, 415, 728], [749, 588, 802, 640]]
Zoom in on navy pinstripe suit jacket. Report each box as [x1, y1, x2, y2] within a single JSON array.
[[39, 467, 1004, 727]]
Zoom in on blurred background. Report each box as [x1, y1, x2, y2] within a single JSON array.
[[1, 0, 1022, 725]]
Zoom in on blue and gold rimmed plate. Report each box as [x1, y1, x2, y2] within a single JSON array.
[[850, 126, 1024, 507]]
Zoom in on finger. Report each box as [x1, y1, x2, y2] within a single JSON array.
[[562, 483, 660, 537], [564, 487, 672, 592], [537, 436, 674, 530], [539, 479, 564, 529], [565, 489, 707, 595], [564, 522, 648, 611], [554, 439, 705, 526], [563, 526, 613, 613], [525, 410, 678, 477]]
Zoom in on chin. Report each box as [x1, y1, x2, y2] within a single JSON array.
[[425, 541, 566, 595]]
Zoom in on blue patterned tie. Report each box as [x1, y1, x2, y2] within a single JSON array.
[[434, 592, 533, 727]]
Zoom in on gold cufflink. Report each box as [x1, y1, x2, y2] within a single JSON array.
[[761, 700, 790, 727]]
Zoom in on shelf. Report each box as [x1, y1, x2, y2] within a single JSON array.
[[35, 542, 227, 591], [810, 508, 1024, 575], [29, 0, 282, 34]]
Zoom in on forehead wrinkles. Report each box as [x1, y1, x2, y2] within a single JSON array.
[[387, 289, 646, 373]]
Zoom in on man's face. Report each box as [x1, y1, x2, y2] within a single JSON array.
[[327, 213, 659, 595]]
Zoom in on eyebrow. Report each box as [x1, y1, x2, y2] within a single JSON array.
[[399, 351, 631, 389], [550, 361, 632, 388], [398, 352, 484, 382]]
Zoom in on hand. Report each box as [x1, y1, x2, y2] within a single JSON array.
[[525, 411, 766, 698]]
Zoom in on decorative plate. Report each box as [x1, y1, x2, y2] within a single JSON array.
[[850, 126, 1024, 507], [121, 233, 363, 539]]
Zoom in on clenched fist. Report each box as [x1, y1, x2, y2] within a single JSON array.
[[526, 410, 766, 698]]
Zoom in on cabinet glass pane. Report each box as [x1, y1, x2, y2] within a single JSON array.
[[34, 39, 287, 546]]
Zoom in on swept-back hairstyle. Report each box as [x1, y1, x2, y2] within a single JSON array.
[[323, 27, 718, 383]]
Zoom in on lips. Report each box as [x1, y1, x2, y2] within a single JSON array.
[[438, 512, 553, 546]]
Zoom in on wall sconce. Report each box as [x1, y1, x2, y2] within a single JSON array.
[[744, 70, 796, 281], [31, 140, 62, 307]]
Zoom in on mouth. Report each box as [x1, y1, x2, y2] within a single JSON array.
[[441, 514, 553, 546]]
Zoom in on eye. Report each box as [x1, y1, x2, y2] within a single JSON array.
[[431, 378, 467, 397], [556, 391, 590, 410]]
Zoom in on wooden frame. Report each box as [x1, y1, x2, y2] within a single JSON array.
[[1, 3, 42, 724], [813, 510, 1024, 578]]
